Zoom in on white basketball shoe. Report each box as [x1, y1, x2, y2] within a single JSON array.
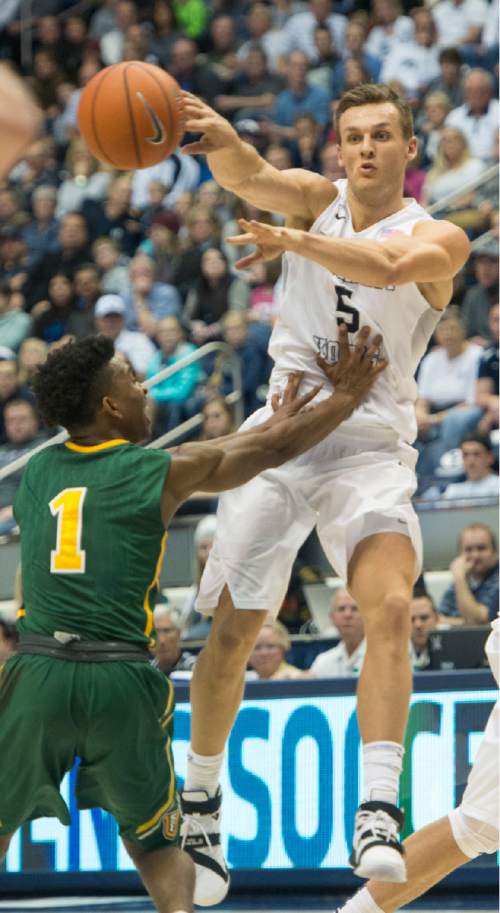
[[350, 800, 407, 883], [180, 786, 230, 906]]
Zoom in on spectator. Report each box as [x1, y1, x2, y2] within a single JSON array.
[[25, 212, 91, 309], [236, 2, 288, 76], [432, 0, 488, 48], [22, 185, 59, 269], [284, 0, 346, 64], [409, 594, 439, 670], [205, 15, 238, 85], [0, 189, 25, 235], [216, 46, 283, 121], [31, 273, 76, 345], [289, 112, 323, 171], [421, 128, 487, 212], [184, 247, 249, 345], [380, 8, 440, 100], [265, 143, 293, 171], [100, 0, 138, 65], [81, 175, 141, 257], [0, 353, 29, 445], [439, 524, 499, 624], [181, 515, 217, 639], [0, 619, 17, 661], [138, 211, 180, 279], [341, 20, 382, 83], [426, 47, 464, 109], [248, 260, 281, 324], [92, 237, 130, 297], [0, 283, 31, 352], [199, 396, 234, 440], [215, 310, 271, 417], [364, 0, 415, 63], [441, 433, 499, 499], [146, 315, 201, 434], [172, 0, 208, 40], [269, 50, 332, 140], [11, 137, 59, 200], [66, 263, 101, 339], [17, 338, 48, 387], [146, 0, 181, 67], [445, 69, 499, 161], [130, 152, 201, 213], [416, 309, 483, 484], [122, 254, 181, 336], [0, 228, 29, 286], [320, 142, 345, 182], [152, 605, 197, 677], [94, 294, 156, 379], [461, 240, 499, 344], [27, 49, 64, 114], [89, 0, 117, 38], [309, 589, 366, 677], [0, 398, 47, 536], [248, 619, 307, 680], [56, 148, 111, 217], [476, 301, 499, 436], [418, 91, 452, 166], [308, 25, 342, 94], [169, 37, 222, 106]]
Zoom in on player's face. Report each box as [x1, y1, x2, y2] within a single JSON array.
[[107, 359, 151, 443], [337, 104, 416, 200]]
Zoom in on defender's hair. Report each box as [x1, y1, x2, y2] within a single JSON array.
[[336, 83, 414, 141], [31, 335, 115, 430]]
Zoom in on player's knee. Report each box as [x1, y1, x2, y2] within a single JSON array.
[[208, 615, 263, 667], [449, 807, 499, 858], [365, 591, 410, 644]]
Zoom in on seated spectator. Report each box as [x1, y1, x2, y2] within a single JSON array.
[[199, 396, 234, 440], [364, 0, 415, 63], [100, 0, 138, 65], [0, 398, 48, 536], [216, 46, 283, 121], [418, 91, 452, 167], [445, 69, 499, 162], [0, 228, 29, 286], [236, 2, 289, 76], [122, 254, 181, 337], [81, 175, 141, 257], [92, 237, 130, 297], [184, 247, 249, 345], [320, 142, 345, 183], [309, 589, 366, 677], [248, 260, 281, 324], [27, 48, 64, 114], [0, 188, 26, 235], [380, 8, 440, 100], [426, 47, 464, 109], [94, 294, 156, 379], [0, 283, 31, 352], [17, 338, 48, 387], [308, 25, 343, 94], [146, 315, 201, 435], [441, 433, 499, 499], [284, 0, 346, 64], [268, 50, 332, 142], [10, 137, 59, 202], [410, 594, 439, 670], [0, 353, 31, 445], [32, 273, 76, 345], [22, 185, 59, 269], [24, 212, 91, 309], [130, 151, 201, 214], [416, 309, 483, 485], [248, 619, 308, 680], [461, 241, 499, 345], [476, 302, 499, 437], [439, 523, 499, 624], [181, 514, 218, 639], [289, 112, 323, 171], [205, 14, 239, 86], [432, 0, 488, 49], [340, 20, 382, 84], [146, 0, 181, 67], [56, 147, 111, 217], [421, 128, 487, 221], [152, 605, 197, 677], [169, 36, 222, 106], [138, 211, 180, 277], [210, 311, 271, 417], [0, 619, 18, 661]]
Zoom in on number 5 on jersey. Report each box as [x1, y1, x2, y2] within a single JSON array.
[[335, 284, 360, 333], [49, 487, 87, 574]]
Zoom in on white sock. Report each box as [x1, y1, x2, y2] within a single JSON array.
[[184, 747, 225, 797], [339, 887, 385, 913], [362, 741, 404, 805]]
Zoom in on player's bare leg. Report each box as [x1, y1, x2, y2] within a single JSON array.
[[181, 585, 267, 905], [0, 833, 12, 864], [336, 816, 473, 913], [123, 840, 195, 913], [347, 532, 416, 883]]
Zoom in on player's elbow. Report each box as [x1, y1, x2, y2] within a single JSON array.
[[390, 247, 454, 286]]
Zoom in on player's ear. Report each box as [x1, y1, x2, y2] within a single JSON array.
[[336, 142, 343, 168], [406, 135, 418, 164], [101, 395, 123, 422]]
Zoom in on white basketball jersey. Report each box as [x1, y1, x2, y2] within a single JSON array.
[[268, 178, 441, 444]]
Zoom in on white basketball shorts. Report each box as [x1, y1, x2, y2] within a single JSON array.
[[197, 405, 422, 617]]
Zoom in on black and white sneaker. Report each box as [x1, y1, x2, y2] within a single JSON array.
[[180, 786, 230, 906], [350, 800, 406, 882]]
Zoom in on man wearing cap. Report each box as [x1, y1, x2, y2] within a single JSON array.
[[462, 239, 499, 344], [94, 294, 156, 379]]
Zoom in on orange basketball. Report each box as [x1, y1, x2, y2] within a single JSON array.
[[77, 61, 185, 170]]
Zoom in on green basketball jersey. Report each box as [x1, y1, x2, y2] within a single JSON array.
[[13, 439, 171, 643]]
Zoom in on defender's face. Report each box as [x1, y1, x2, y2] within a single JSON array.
[[337, 103, 416, 196], [107, 359, 151, 443]]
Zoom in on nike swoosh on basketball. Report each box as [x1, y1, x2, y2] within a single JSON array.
[[136, 92, 166, 145]]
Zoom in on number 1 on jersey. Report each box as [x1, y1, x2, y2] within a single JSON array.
[[49, 487, 87, 574]]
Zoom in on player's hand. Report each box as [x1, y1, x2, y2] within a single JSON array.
[[265, 372, 323, 425], [226, 219, 300, 269], [317, 324, 387, 406], [180, 92, 240, 155]]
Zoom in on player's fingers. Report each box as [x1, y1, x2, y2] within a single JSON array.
[[225, 232, 255, 245], [282, 371, 304, 404], [316, 354, 334, 376], [353, 325, 371, 358], [271, 392, 281, 412], [294, 383, 323, 410], [234, 252, 263, 269], [336, 322, 349, 359], [180, 141, 213, 155]]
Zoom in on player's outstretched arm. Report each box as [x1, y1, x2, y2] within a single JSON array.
[[180, 91, 334, 220], [227, 217, 470, 304], [0, 64, 42, 178], [161, 325, 386, 524]]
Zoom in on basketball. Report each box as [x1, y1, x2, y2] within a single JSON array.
[[77, 61, 185, 170]]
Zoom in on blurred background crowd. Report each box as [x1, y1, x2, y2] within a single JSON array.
[[0, 0, 498, 667]]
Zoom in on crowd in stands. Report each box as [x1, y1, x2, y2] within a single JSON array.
[[0, 1, 498, 670]]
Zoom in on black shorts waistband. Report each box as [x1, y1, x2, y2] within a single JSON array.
[[17, 632, 151, 663]]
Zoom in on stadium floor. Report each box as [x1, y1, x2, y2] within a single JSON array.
[[0, 897, 497, 913]]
